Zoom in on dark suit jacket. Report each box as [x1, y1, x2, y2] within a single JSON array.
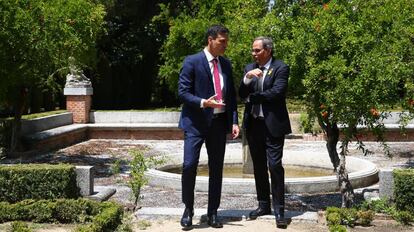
[[239, 59, 292, 138], [178, 51, 238, 135]]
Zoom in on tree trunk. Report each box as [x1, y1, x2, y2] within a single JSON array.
[[338, 140, 355, 208], [10, 87, 28, 152], [318, 118, 340, 171], [326, 123, 340, 172]]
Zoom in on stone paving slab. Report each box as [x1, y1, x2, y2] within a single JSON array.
[[135, 207, 319, 223]]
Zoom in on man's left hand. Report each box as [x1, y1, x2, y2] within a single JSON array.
[[232, 124, 240, 139]]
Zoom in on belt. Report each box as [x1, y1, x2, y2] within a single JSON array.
[[212, 112, 226, 119]]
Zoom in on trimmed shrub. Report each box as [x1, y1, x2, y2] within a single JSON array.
[[0, 199, 123, 231], [0, 164, 79, 203], [393, 210, 414, 225], [75, 202, 124, 232], [326, 212, 341, 226], [10, 221, 32, 232], [328, 224, 347, 232], [359, 198, 390, 214], [326, 206, 373, 228], [356, 210, 374, 226], [393, 168, 414, 214]]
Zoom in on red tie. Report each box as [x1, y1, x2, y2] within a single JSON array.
[[212, 58, 222, 102]]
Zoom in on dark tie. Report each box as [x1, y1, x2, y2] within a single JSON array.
[[212, 58, 222, 102], [252, 66, 265, 118]]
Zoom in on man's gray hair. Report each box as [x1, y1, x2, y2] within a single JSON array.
[[254, 36, 273, 55]]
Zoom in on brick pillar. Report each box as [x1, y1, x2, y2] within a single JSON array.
[[64, 87, 93, 123], [66, 95, 91, 123]]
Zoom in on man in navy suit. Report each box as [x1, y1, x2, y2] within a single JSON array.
[[178, 25, 239, 229], [239, 36, 291, 228]]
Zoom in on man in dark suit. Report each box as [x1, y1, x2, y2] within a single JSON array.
[[178, 25, 239, 229], [239, 36, 291, 228]]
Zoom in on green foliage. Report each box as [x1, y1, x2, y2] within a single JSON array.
[[0, 164, 79, 203], [358, 198, 414, 226], [359, 198, 392, 214], [326, 206, 373, 228], [20, 110, 67, 120], [299, 112, 319, 134], [0, 199, 123, 231], [10, 221, 32, 232], [393, 168, 414, 214], [356, 210, 374, 226], [0, 0, 105, 108], [157, 0, 269, 93], [114, 213, 134, 232], [128, 149, 164, 206], [136, 219, 152, 230], [75, 201, 124, 232], [110, 159, 122, 175], [326, 212, 341, 226], [328, 224, 347, 232], [281, 0, 414, 140], [393, 210, 414, 225]]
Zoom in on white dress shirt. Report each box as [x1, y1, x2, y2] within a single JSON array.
[[201, 48, 225, 114], [243, 58, 272, 117]]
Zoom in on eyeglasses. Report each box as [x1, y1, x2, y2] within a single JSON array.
[[251, 48, 264, 54]]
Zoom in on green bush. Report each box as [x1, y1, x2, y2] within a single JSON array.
[[0, 199, 123, 231], [326, 212, 341, 226], [326, 207, 372, 228], [75, 202, 124, 232], [356, 210, 374, 226], [328, 224, 347, 232], [10, 221, 32, 232], [299, 113, 314, 133], [393, 210, 413, 225], [359, 198, 390, 214], [393, 168, 414, 213], [340, 208, 358, 227], [0, 164, 79, 203]]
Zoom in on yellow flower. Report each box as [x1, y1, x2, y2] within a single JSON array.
[[267, 68, 273, 76]]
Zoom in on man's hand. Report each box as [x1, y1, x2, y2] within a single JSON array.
[[245, 68, 264, 79], [203, 94, 225, 108], [232, 124, 240, 139]]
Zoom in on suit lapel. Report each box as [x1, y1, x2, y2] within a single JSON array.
[[218, 56, 228, 90], [200, 52, 213, 85], [263, 60, 277, 90]]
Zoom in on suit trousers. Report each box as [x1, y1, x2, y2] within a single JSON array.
[[181, 115, 227, 215], [246, 117, 285, 210]]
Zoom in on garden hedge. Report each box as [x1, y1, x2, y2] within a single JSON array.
[[394, 168, 414, 213], [0, 199, 123, 231], [0, 164, 79, 203]]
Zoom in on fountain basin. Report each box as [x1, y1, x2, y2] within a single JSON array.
[[146, 150, 379, 194]]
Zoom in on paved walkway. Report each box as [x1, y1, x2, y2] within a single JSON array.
[[4, 139, 413, 231]]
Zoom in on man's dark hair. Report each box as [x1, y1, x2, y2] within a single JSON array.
[[254, 36, 274, 56], [204, 25, 229, 45]]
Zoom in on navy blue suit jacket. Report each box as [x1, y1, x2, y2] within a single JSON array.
[[239, 59, 292, 137], [178, 51, 238, 135]]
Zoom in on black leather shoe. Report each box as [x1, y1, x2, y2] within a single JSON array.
[[275, 208, 288, 228], [249, 207, 271, 219], [180, 208, 193, 229], [207, 214, 223, 228]]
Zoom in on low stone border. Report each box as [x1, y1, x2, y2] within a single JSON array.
[[146, 151, 379, 194], [135, 207, 319, 223]]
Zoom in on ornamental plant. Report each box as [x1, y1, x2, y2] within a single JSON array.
[[275, 0, 414, 207], [128, 149, 164, 210]]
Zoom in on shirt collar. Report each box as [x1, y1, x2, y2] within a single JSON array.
[[203, 48, 217, 62], [261, 58, 272, 70]]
